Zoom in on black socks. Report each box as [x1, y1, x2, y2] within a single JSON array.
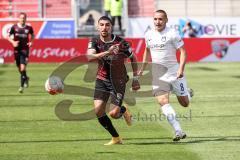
[[98, 115, 119, 137], [20, 71, 27, 87]]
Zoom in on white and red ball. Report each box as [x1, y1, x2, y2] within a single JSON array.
[[45, 76, 64, 95]]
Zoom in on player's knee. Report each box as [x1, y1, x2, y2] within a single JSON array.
[[94, 108, 105, 117], [158, 99, 169, 106], [95, 112, 104, 118]]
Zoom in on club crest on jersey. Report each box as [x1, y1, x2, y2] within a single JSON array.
[[211, 40, 229, 59], [161, 36, 166, 42], [24, 29, 29, 34]]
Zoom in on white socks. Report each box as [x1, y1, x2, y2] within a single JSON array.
[[161, 104, 182, 132]]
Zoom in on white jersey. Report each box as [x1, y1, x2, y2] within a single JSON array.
[[145, 27, 185, 83], [145, 27, 184, 68]]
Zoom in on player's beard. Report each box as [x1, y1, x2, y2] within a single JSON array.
[[101, 31, 111, 38]]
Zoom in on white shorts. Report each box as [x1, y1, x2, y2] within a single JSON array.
[[152, 64, 189, 96]]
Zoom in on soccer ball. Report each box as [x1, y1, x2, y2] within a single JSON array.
[[45, 76, 64, 95]]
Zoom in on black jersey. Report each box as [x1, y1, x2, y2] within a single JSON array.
[[9, 23, 34, 51], [88, 34, 133, 82]]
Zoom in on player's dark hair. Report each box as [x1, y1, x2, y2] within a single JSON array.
[[155, 9, 168, 18], [19, 12, 27, 18], [98, 16, 113, 25]]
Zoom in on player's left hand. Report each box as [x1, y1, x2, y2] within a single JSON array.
[[177, 69, 184, 79]]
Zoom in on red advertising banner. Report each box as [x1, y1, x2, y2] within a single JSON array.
[[0, 38, 240, 63], [0, 39, 88, 63]]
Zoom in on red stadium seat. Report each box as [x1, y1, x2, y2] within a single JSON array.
[[45, 0, 71, 18], [128, 0, 154, 17]]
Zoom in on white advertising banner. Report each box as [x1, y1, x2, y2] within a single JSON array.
[[128, 17, 240, 38]]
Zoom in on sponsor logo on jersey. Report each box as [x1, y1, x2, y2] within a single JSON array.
[[149, 43, 165, 50], [24, 29, 29, 34]]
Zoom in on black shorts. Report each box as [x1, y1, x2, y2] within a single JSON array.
[[14, 50, 29, 67], [94, 79, 126, 106]]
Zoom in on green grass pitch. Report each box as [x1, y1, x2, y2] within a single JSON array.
[[0, 62, 240, 160]]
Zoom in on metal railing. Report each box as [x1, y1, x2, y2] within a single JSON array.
[[0, 0, 41, 18], [156, 0, 240, 17]]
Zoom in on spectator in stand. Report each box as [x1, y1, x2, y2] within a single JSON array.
[[104, 0, 111, 18], [182, 21, 197, 38], [86, 14, 95, 26], [110, 0, 123, 31]]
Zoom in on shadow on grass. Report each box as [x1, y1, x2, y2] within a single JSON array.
[[232, 75, 240, 79], [128, 136, 240, 145], [0, 64, 10, 68], [0, 136, 239, 144], [0, 71, 5, 75], [192, 67, 218, 71], [95, 152, 116, 154]]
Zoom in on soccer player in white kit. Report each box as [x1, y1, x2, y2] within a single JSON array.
[[138, 10, 193, 141]]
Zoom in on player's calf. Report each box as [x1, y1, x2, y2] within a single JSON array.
[[177, 96, 189, 107]]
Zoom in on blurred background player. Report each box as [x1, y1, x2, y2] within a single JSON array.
[[87, 16, 140, 145], [7, 12, 34, 93], [138, 10, 194, 141]]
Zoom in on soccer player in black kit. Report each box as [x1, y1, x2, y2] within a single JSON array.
[[7, 12, 34, 93], [87, 16, 140, 145]]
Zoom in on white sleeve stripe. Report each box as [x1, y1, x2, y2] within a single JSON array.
[[128, 53, 133, 58]]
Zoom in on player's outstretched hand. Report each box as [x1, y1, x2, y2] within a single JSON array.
[[132, 78, 140, 91]]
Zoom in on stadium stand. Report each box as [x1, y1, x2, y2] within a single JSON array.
[[45, 0, 71, 18], [0, 0, 39, 18], [0, 0, 10, 18], [0, 0, 72, 18], [128, 0, 155, 17], [156, 0, 240, 16]]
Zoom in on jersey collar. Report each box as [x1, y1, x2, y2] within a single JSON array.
[[17, 23, 26, 28], [100, 34, 116, 43]]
